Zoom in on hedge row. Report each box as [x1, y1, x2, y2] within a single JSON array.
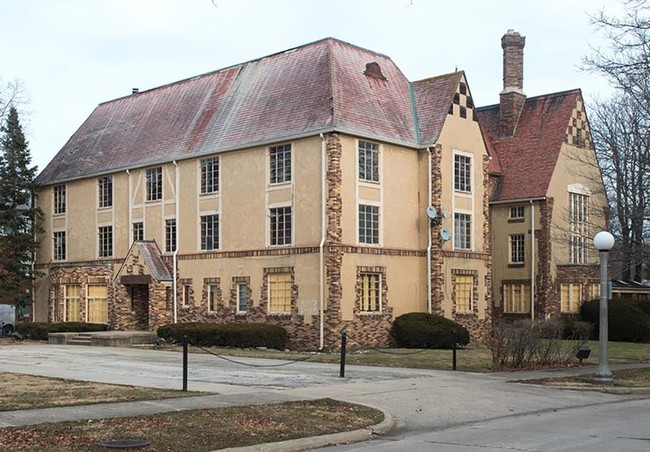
[[391, 312, 470, 349], [157, 322, 288, 350], [580, 298, 650, 343], [16, 322, 108, 341]]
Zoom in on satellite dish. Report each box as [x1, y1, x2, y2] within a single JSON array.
[[440, 207, 448, 219], [440, 228, 451, 242], [426, 205, 437, 219]]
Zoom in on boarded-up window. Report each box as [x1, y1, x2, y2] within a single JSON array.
[[64, 284, 81, 322], [503, 283, 531, 313], [560, 283, 582, 314], [87, 285, 108, 323], [454, 275, 473, 312], [268, 273, 292, 313]]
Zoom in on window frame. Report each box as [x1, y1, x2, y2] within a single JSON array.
[[132, 222, 144, 242], [87, 284, 108, 323], [502, 283, 531, 314], [165, 218, 177, 253], [182, 284, 192, 307], [200, 157, 220, 195], [98, 225, 113, 258], [268, 272, 292, 313], [269, 206, 292, 246], [53, 230, 66, 261], [53, 184, 66, 215], [509, 205, 524, 220], [358, 203, 380, 245], [64, 284, 81, 322], [569, 192, 589, 264], [146, 167, 163, 202], [236, 282, 248, 313], [509, 233, 525, 264], [454, 274, 474, 313], [359, 272, 381, 313], [561, 283, 583, 314], [208, 283, 218, 312], [358, 140, 380, 183], [98, 175, 113, 209], [454, 212, 472, 250], [454, 153, 472, 193], [200, 214, 220, 251], [269, 144, 292, 185]]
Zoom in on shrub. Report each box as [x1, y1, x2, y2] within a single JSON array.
[[16, 322, 108, 340], [580, 298, 650, 343], [391, 312, 470, 349], [489, 319, 589, 370], [157, 322, 288, 350]]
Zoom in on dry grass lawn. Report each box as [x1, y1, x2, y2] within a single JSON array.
[[522, 367, 650, 393]]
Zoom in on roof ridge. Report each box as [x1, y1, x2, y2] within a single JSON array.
[[476, 88, 581, 111], [413, 70, 464, 85]]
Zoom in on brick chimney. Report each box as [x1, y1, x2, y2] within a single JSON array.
[[498, 30, 526, 138]]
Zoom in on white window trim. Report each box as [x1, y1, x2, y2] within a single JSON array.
[[198, 156, 220, 196], [509, 234, 525, 264], [97, 175, 113, 211], [198, 211, 220, 252], [53, 229, 66, 262], [453, 209, 473, 251], [145, 166, 163, 203], [267, 143, 293, 187], [357, 139, 382, 185], [97, 223, 114, 258], [236, 282, 248, 313], [357, 201, 382, 246], [452, 150, 473, 196], [267, 202, 293, 247], [509, 205, 525, 220]]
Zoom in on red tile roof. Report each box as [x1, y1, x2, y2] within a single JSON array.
[[36, 38, 461, 185], [476, 90, 580, 202]]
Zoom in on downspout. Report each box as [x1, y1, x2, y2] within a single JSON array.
[[173, 161, 179, 324], [319, 133, 326, 350], [530, 200, 535, 320], [427, 147, 433, 314], [126, 170, 132, 246]]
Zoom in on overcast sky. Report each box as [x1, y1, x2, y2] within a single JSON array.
[[2, 0, 624, 173]]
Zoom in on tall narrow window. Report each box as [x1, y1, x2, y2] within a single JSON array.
[[561, 283, 583, 313], [569, 193, 589, 264], [358, 140, 379, 182], [132, 222, 144, 242], [503, 283, 531, 313], [208, 284, 218, 311], [98, 176, 113, 208], [268, 272, 292, 313], [200, 157, 219, 194], [98, 226, 113, 258], [269, 144, 291, 184], [359, 272, 381, 312], [87, 285, 108, 323], [509, 234, 525, 264], [183, 284, 192, 307], [165, 219, 177, 253], [53, 231, 66, 261], [64, 284, 81, 322], [200, 214, 219, 251], [270, 206, 292, 246], [146, 167, 162, 201], [454, 274, 473, 312], [54, 185, 66, 215], [237, 283, 248, 313], [359, 204, 379, 244], [454, 213, 471, 250], [454, 154, 471, 192]]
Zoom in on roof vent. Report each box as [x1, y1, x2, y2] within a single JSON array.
[[364, 62, 386, 80], [132, 88, 139, 95]]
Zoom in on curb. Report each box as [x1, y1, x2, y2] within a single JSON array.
[[219, 408, 395, 452]]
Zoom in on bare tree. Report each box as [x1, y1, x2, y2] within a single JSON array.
[[0, 79, 26, 122]]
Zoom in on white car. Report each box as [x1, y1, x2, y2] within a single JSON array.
[[0, 304, 15, 336]]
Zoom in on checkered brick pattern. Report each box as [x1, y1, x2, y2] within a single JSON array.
[[565, 99, 592, 148], [448, 77, 478, 121]]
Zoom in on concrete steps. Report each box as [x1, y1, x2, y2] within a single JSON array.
[[66, 333, 92, 346]]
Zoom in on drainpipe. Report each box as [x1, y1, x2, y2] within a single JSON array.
[[319, 133, 326, 350], [427, 147, 433, 314], [126, 170, 132, 246], [173, 161, 179, 324], [530, 199, 535, 320]]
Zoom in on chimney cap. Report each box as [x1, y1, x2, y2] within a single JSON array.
[[132, 88, 139, 94]]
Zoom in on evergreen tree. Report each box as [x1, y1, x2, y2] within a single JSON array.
[[0, 106, 42, 314]]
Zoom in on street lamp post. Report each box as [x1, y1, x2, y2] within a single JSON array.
[[593, 231, 614, 385]]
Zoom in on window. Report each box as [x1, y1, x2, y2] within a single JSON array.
[[454, 213, 471, 250], [509, 205, 524, 220], [269, 144, 291, 184], [208, 284, 218, 311], [182, 284, 192, 307], [64, 284, 81, 322], [146, 167, 162, 201], [509, 234, 525, 264], [200, 157, 219, 194], [54, 185, 66, 215], [454, 154, 471, 192], [359, 204, 379, 244], [358, 141, 379, 182], [360, 273, 381, 312], [53, 231, 66, 261], [503, 283, 531, 313], [87, 285, 108, 323], [200, 214, 219, 250], [165, 219, 177, 253], [132, 222, 144, 242], [98, 176, 112, 208], [270, 206, 292, 246], [268, 272, 292, 313], [237, 283, 248, 313], [98, 226, 113, 258], [569, 193, 589, 264], [454, 275, 473, 312], [561, 283, 582, 314], [589, 283, 600, 301]]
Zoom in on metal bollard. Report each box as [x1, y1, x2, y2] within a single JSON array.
[[339, 332, 347, 378], [182, 335, 188, 391], [452, 330, 458, 371]]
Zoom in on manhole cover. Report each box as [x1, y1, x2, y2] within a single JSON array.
[[97, 439, 151, 449]]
